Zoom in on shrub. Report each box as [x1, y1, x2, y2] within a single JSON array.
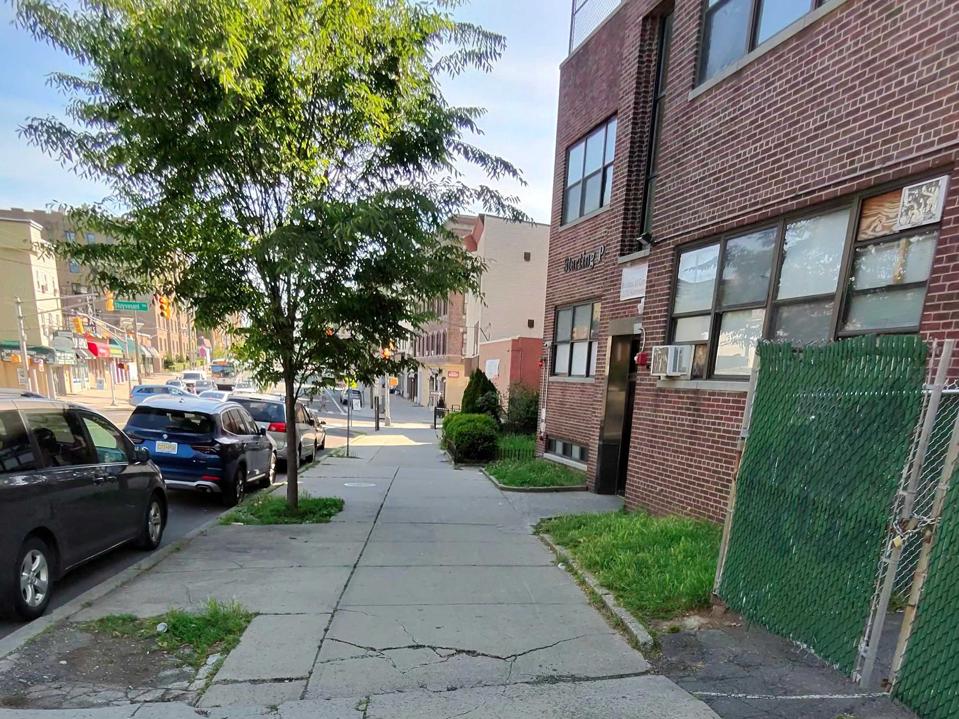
[[474, 389, 502, 423], [444, 413, 498, 463], [462, 369, 499, 415], [504, 383, 539, 434], [163, 355, 175, 370]]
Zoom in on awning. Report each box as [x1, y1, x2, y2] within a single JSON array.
[[108, 338, 125, 358], [76, 348, 95, 361], [85, 335, 110, 358], [138, 343, 152, 356], [147, 346, 161, 359]]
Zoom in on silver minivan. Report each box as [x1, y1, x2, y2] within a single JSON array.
[[229, 393, 325, 466]]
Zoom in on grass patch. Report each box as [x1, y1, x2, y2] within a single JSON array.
[[538, 511, 721, 623], [85, 599, 253, 669], [222, 492, 344, 525], [496, 433, 536, 454], [487, 457, 586, 488]]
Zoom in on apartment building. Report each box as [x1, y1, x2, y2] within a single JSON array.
[[462, 215, 549, 398], [541, 0, 959, 520]]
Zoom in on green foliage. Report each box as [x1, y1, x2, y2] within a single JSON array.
[[539, 512, 721, 622], [16, 0, 526, 506], [443, 412, 497, 463], [487, 457, 584, 488], [474, 389, 502, 423], [162, 355, 175, 370], [86, 599, 253, 669], [504, 383, 539, 434], [462, 369, 499, 416], [222, 493, 344, 525], [496, 433, 536, 454]]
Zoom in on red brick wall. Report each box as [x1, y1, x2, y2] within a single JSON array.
[[542, 0, 959, 522]]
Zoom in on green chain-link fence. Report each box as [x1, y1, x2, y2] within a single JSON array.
[[718, 336, 927, 674]]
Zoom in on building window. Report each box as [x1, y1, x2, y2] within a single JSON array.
[[641, 12, 673, 238], [668, 177, 945, 379], [547, 437, 588, 463], [700, 0, 820, 83], [84, 232, 96, 244], [65, 231, 76, 242], [552, 301, 601, 377], [68, 259, 81, 274], [563, 117, 617, 224]]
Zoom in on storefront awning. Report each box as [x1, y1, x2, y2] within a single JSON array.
[[146, 346, 161, 359], [85, 335, 110, 358], [76, 348, 95, 361], [108, 338, 125, 358]]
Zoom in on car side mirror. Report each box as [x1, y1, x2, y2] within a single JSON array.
[[258, 427, 267, 436], [134, 446, 150, 463]]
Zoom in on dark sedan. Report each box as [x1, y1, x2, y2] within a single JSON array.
[[0, 397, 166, 620], [124, 396, 275, 506]]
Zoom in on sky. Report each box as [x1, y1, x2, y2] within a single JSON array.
[[0, 1, 568, 224]]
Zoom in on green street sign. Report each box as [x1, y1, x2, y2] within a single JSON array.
[[114, 300, 149, 312]]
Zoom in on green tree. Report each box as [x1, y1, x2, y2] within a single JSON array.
[[462, 369, 498, 415], [17, 0, 525, 507]]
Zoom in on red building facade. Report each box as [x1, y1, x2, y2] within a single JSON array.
[[541, 0, 959, 521]]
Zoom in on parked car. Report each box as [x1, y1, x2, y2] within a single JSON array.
[[230, 393, 325, 466], [130, 384, 191, 406], [124, 396, 274, 506], [198, 390, 231, 402], [0, 397, 166, 620], [179, 371, 206, 394], [166, 378, 188, 391], [193, 379, 217, 394]]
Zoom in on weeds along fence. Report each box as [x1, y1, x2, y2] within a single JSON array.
[[715, 336, 959, 718]]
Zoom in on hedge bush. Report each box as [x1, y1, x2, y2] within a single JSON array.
[[504, 383, 539, 434], [443, 413, 498, 463]]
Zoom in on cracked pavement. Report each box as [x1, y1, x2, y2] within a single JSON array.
[[0, 400, 719, 718]]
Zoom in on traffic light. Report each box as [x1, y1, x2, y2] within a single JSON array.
[[104, 291, 114, 312], [72, 316, 84, 334], [158, 295, 172, 319]]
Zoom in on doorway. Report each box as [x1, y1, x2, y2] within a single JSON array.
[[596, 335, 641, 495]]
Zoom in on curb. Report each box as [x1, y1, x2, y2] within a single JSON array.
[[0, 491, 253, 661], [538, 532, 654, 649], [481, 468, 588, 493]]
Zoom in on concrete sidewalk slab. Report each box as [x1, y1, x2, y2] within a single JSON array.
[[74, 565, 352, 619], [358, 539, 554, 566], [376, 499, 524, 526], [367, 521, 529, 543], [214, 614, 329, 682], [199, 680, 305, 709], [340, 566, 587, 606]]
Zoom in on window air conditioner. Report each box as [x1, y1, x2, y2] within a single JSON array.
[[650, 345, 693, 379]]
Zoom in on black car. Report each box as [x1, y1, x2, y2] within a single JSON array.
[[124, 396, 275, 506], [0, 397, 166, 621]]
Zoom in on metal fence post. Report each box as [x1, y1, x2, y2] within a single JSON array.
[[713, 359, 761, 595], [890, 389, 959, 683], [858, 339, 954, 686]]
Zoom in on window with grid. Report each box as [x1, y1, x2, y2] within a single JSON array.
[[668, 176, 944, 379], [641, 12, 673, 237], [700, 0, 821, 83], [563, 117, 617, 224], [552, 301, 601, 377], [547, 437, 588, 463]]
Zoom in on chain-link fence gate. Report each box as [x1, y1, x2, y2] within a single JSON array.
[[716, 336, 929, 674]]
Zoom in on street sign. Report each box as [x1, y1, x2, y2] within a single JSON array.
[[16, 367, 27, 386], [114, 300, 149, 312]]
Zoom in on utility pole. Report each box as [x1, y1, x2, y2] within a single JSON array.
[[15, 297, 36, 393], [131, 307, 141, 383], [383, 373, 391, 427]]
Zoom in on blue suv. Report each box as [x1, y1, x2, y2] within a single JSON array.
[[124, 396, 275, 506]]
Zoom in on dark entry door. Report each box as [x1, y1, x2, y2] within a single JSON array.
[[596, 335, 641, 495]]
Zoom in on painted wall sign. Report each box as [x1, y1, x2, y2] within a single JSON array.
[[620, 262, 648, 301], [564, 245, 607, 273], [447, 370, 460, 379]]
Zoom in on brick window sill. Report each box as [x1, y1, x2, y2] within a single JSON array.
[[656, 379, 747, 393], [688, 0, 850, 101], [556, 205, 612, 233], [549, 376, 596, 384]]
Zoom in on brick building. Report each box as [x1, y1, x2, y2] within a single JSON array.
[[541, 0, 959, 521]]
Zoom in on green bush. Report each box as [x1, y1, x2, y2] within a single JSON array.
[[462, 369, 499, 416], [504, 383, 539, 434], [474, 389, 502, 423], [163, 355, 175, 370], [444, 413, 498, 463]]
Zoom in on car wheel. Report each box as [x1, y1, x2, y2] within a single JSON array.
[[260, 453, 276, 489], [136, 494, 165, 550], [11, 537, 53, 621], [222, 465, 246, 507]]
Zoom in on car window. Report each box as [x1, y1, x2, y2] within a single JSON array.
[[231, 399, 284, 423], [23, 409, 95, 467], [221, 410, 242, 435], [80, 413, 131, 464], [128, 407, 214, 434], [295, 404, 308, 424], [0, 409, 37, 473], [232, 408, 257, 435]]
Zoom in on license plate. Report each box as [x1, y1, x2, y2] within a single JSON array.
[[155, 441, 178, 454]]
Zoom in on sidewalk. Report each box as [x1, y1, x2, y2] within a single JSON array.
[[0, 398, 719, 718]]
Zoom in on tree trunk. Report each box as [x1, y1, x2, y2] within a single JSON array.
[[284, 371, 299, 509]]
